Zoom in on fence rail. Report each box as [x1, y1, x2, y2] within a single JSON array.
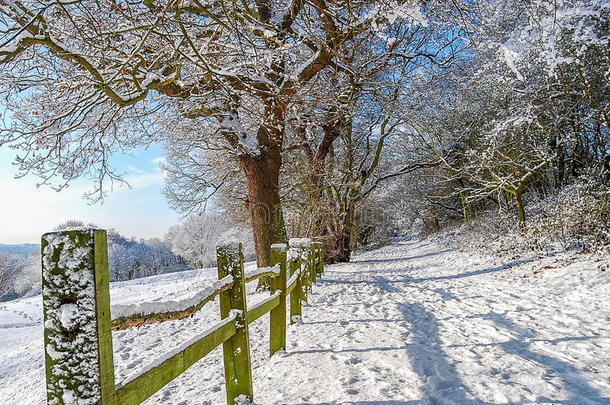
[[41, 228, 324, 405], [111, 275, 235, 330]]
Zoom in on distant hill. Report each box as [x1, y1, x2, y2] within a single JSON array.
[[0, 244, 40, 257]]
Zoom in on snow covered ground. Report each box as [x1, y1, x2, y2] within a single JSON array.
[[1, 238, 609, 404]]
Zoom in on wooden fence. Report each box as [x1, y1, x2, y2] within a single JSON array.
[[41, 228, 324, 405]]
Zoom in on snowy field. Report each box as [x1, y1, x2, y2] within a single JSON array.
[[1, 238, 609, 404]]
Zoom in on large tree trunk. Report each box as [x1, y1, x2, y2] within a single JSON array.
[[514, 189, 526, 229], [240, 146, 287, 268], [326, 202, 354, 264], [327, 230, 351, 264]]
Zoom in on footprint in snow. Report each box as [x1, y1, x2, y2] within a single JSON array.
[[347, 376, 359, 384], [344, 355, 362, 365], [126, 358, 143, 369]]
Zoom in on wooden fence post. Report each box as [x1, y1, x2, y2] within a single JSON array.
[[42, 228, 116, 405], [301, 239, 312, 297], [269, 244, 287, 357], [312, 242, 323, 277], [308, 244, 317, 285], [216, 243, 253, 405], [288, 245, 302, 325], [319, 243, 325, 275], [320, 244, 324, 275]]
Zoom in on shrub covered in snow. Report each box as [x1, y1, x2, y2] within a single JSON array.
[[435, 170, 610, 257], [0, 252, 41, 301], [0, 253, 26, 300]]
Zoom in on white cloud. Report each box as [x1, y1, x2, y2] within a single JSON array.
[[123, 167, 163, 190], [127, 165, 147, 174], [151, 156, 165, 165]]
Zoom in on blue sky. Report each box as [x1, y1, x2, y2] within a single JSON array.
[[0, 143, 180, 244]]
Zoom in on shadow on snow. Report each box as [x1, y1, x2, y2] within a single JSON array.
[[296, 251, 607, 405]]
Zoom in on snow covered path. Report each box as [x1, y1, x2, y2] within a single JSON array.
[[255, 239, 610, 405], [1, 238, 609, 404]]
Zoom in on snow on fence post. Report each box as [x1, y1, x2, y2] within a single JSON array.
[[296, 238, 313, 299], [269, 244, 287, 357], [216, 243, 253, 405], [308, 244, 317, 285], [42, 228, 116, 405], [288, 245, 302, 325], [312, 242, 324, 277], [301, 239, 312, 299]]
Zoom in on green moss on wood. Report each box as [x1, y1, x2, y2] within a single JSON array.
[[217, 243, 254, 405], [269, 245, 287, 357], [42, 229, 116, 405]]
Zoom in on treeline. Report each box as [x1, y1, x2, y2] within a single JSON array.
[[0, 221, 193, 301], [106, 230, 189, 282], [54, 220, 190, 282]]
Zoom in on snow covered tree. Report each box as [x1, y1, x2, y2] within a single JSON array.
[[0, 0, 475, 267], [402, 0, 610, 228], [276, 3, 466, 261], [106, 233, 187, 281], [499, 0, 610, 188], [0, 252, 26, 300], [166, 212, 228, 268], [315, 110, 438, 262], [54, 219, 97, 230]]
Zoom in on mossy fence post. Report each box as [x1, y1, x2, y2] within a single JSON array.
[[216, 243, 253, 405], [308, 244, 317, 285], [42, 228, 116, 405], [303, 243, 313, 296], [288, 244, 303, 325], [312, 242, 324, 277], [269, 244, 287, 357]]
